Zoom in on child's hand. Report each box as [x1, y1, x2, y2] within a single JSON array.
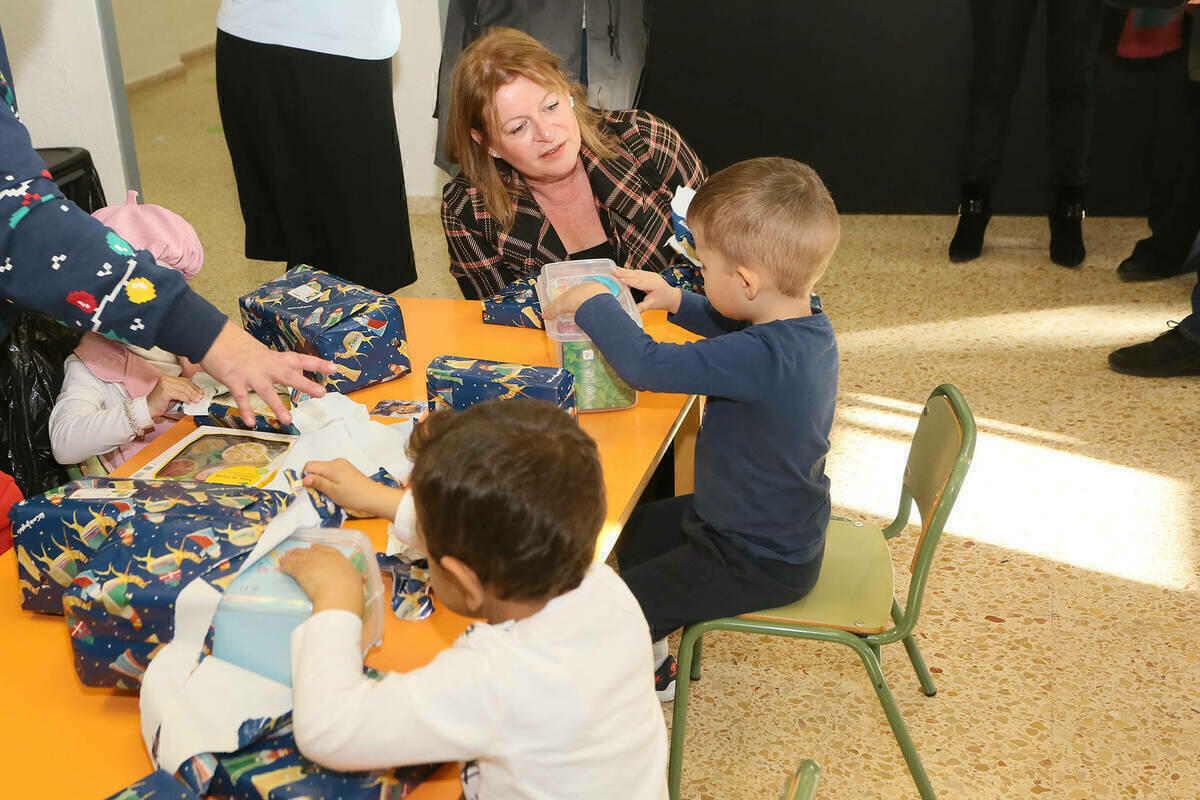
[[280, 544, 366, 617], [303, 458, 402, 520], [146, 375, 205, 418], [544, 282, 611, 319], [613, 267, 682, 314]]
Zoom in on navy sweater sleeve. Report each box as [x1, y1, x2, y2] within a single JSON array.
[[574, 293, 772, 402], [0, 32, 226, 360], [666, 290, 748, 339]]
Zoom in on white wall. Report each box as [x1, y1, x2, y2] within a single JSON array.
[[167, 0, 220, 56], [111, 0, 182, 85], [3, 2, 128, 201], [394, 0, 450, 201]]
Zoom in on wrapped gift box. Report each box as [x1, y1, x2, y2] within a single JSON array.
[[12, 479, 289, 614], [205, 729, 438, 800], [64, 511, 274, 688], [481, 277, 544, 329], [426, 355, 576, 415], [239, 266, 411, 394], [103, 769, 202, 800]]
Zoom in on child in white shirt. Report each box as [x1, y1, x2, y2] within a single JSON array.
[[49, 191, 206, 472], [281, 399, 669, 800]]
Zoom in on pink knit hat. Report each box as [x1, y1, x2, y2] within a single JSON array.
[[91, 190, 204, 278]]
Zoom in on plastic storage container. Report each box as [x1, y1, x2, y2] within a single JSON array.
[[211, 527, 385, 686], [535, 259, 641, 412]]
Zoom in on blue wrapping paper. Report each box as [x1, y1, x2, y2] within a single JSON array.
[[377, 551, 434, 621], [193, 399, 300, 436], [239, 266, 411, 393], [103, 769, 202, 800], [11, 479, 290, 615], [62, 477, 346, 689], [426, 355, 576, 415], [205, 728, 438, 800], [481, 277, 544, 329], [662, 264, 705, 294]]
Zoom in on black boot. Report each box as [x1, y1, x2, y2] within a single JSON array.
[[949, 183, 991, 263], [1050, 186, 1086, 268], [1108, 325, 1200, 377]]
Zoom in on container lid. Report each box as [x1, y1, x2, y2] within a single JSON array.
[[535, 259, 643, 341], [218, 526, 386, 651]]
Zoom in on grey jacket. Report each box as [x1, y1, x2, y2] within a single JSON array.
[[433, 0, 647, 172]]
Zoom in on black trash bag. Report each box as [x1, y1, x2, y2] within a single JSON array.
[[0, 312, 84, 497]]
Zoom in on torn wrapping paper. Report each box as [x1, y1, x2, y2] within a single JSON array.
[[205, 727, 438, 800], [139, 485, 336, 775], [103, 769, 202, 800], [185, 374, 299, 435], [426, 355, 576, 415], [481, 276, 544, 329], [11, 479, 289, 614], [662, 264, 705, 294], [239, 265, 411, 393], [377, 551, 434, 621], [370, 399, 430, 420], [666, 185, 700, 267]]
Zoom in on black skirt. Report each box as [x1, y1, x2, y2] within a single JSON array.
[[216, 29, 416, 293]]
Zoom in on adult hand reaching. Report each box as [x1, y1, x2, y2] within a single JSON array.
[[199, 321, 335, 426]]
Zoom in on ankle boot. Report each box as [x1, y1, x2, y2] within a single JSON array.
[[1050, 186, 1086, 267], [949, 183, 991, 263]]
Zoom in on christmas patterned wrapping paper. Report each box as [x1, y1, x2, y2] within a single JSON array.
[[62, 471, 344, 689], [239, 266, 411, 394], [103, 769, 203, 800], [481, 276, 544, 329], [192, 394, 300, 436], [12, 479, 289, 614], [426, 355, 576, 415], [662, 263, 705, 294]]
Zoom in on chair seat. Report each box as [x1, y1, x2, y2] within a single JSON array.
[[740, 518, 895, 634]]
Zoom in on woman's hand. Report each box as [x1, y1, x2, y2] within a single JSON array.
[[302, 458, 403, 520], [544, 282, 610, 318], [146, 375, 205, 418], [614, 267, 683, 314], [200, 321, 336, 426], [280, 544, 366, 617]]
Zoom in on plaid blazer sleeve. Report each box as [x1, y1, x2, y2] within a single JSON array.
[[636, 111, 708, 193], [441, 179, 508, 300]]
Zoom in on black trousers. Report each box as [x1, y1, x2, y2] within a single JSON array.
[[616, 495, 824, 642], [216, 30, 417, 293], [1126, 35, 1200, 272], [963, 0, 1105, 188]]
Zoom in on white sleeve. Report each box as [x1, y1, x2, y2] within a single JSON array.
[[290, 610, 501, 770], [48, 357, 150, 465], [388, 490, 424, 553]]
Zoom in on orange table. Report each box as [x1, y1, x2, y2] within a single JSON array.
[[0, 297, 696, 799]]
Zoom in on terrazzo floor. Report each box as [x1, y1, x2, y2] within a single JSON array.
[[126, 54, 1200, 799]]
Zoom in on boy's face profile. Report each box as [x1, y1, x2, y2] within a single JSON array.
[[693, 230, 752, 320]]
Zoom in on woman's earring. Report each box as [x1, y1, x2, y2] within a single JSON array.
[[489, 150, 499, 158], [569, 96, 575, 108]]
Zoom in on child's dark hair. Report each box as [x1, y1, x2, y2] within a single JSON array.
[[406, 399, 606, 601]]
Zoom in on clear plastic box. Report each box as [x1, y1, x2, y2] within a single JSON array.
[[211, 527, 385, 686], [535, 259, 641, 412]]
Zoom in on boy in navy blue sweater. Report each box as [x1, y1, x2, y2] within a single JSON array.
[[547, 157, 840, 700]]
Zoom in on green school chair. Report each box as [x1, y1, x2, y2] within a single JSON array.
[[782, 759, 821, 800], [668, 384, 977, 800]]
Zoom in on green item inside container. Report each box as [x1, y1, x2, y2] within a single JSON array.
[[559, 340, 636, 411]]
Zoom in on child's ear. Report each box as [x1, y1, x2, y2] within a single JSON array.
[[439, 555, 486, 614], [735, 265, 760, 300]]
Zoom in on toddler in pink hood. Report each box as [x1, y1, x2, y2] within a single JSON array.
[[49, 191, 208, 473]]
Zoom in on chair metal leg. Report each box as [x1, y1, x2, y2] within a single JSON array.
[[847, 636, 938, 800], [668, 624, 706, 800], [690, 632, 703, 681], [891, 598, 937, 696]]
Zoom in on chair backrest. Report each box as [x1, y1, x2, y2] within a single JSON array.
[[884, 385, 976, 635]]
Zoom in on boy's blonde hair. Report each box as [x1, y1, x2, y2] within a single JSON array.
[[687, 158, 840, 297], [444, 27, 617, 230]]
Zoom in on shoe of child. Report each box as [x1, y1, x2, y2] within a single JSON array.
[[655, 655, 678, 702]]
